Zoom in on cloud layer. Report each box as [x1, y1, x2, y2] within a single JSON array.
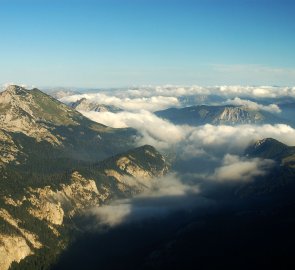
[[60, 93, 179, 112], [212, 154, 274, 182], [81, 106, 295, 157], [87, 173, 200, 227], [61, 85, 295, 101]]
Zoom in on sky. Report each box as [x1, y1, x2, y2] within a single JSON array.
[[0, 0, 295, 88]]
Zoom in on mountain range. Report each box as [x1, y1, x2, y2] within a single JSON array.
[[155, 105, 285, 126], [52, 137, 295, 270], [1, 85, 295, 270], [0, 86, 169, 270]]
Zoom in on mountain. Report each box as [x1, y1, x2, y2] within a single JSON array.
[[0, 85, 169, 270], [237, 138, 295, 197], [245, 138, 295, 161], [47, 89, 81, 99], [155, 105, 284, 126], [52, 140, 295, 270], [0, 85, 134, 170], [245, 138, 295, 170], [69, 98, 122, 113]]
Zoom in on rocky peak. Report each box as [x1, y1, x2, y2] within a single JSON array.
[[70, 98, 122, 112], [217, 106, 260, 123], [5, 85, 28, 96], [0, 85, 31, 105], [245, 137, 290, 159]]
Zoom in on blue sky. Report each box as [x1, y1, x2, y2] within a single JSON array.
[[0, 0, 294, 87]]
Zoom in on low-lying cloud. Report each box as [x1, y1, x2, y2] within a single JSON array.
[[183, 123, 295, 157], [81, 107, 295, 157], [212, 154, 274, 182], [81, 110, 188, 149], [60, 93, 179, 112], [60, 85, 295, 102], [87, 174, 201, 227], [224, 97, 281, 113]]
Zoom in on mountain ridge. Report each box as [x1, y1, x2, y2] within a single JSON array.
[[155, 105, 284, 126], [0, 85, 136, 169], [0, 85, 169, 270]]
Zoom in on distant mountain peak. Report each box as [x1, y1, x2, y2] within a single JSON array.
[[155, 105, 283, 126], [70, 98, 122, 113], [253, 138, 282, 148], [245, 137, 291, 160]]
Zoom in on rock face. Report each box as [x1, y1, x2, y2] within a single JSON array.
[[0, 85, 136, 171], [0, 85, 169, 269], [0, 130, 20, 166], [70, 98, 122, 112], [0, 143, 169, 269], [0, 234, 32, 270], [99, 145, 169, 192], [155, 105, 282, 126], [0, 85, 76, 145]]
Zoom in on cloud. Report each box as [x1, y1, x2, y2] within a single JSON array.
[[122, 85, 295, 100], [212, 154, 274, 182], [87, 174, 200, 227], [81, 110, 188, 149], [224, 97, 281, 113], [60, 86, 295, 159], [60, 85, 295, 116], [88, 202, 131, 227], [60, 93, 179, 112], [139, 173, 199, 197], [183, 124, 295, 158], [81, 105, 295, 156]]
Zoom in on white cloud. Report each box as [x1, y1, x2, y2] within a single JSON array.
[[88, 202, 131, 227], [224, 97, 281, 113], [123, 85, 295, 100], [183, 124, 295, 158], [87, 173, 199, 227], [81, 110, 188, 149], [81, 105, 295, 159], [139, 173, 199, 197], [60, 85, 295, 115], [60, 93, 179, 112], [212, 154, 274, 182]]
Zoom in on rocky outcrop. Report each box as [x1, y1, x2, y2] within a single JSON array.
[[70, 98, 122, 113], [0, 207, 43, 270], [215, 106, 263, 124], [0, 85, 62, 146], [102, 145, 169, 191], [0, 130, 21, 166], [57, 171, 102, 217], [24, 171, 104, 225], [0, 209, 42, 249], [0, 234, 32, 270]]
